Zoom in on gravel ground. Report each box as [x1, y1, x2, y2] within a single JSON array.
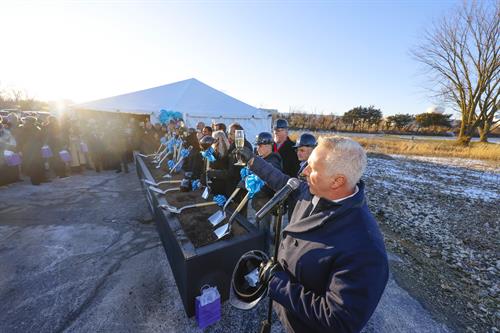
[[0, 159, 472, 333], [364, 153, 500, 333]]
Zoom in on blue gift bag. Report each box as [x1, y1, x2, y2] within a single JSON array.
[[195, 285, 221, 329]]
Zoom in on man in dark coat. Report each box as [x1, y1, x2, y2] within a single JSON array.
[[272, 119, 299, 178], [239, 136, 388, 333], [17, 117, 45, 185]]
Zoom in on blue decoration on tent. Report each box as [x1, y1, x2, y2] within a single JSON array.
[[245, 174, 264, 199], [201, 147, 216, 162], [213, 195, 227, 207], [158, 109, 183, 125]]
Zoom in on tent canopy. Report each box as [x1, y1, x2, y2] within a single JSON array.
[[75, 78, 272, 142]]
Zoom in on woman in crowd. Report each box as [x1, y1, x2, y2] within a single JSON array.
[[207, 130, 231, 195]]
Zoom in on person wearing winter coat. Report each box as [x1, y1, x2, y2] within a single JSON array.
[[45, 116, 67, 178], [0, 116, 19, 185], [272, 119, 300, 178], [239, 136, 389, 333], [17, 117, 45, 185]]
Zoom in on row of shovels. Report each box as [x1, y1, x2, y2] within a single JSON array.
[[147, 177, 249, 240], [140, 138, 248, 240]]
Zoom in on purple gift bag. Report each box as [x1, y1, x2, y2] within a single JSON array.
[[4, 150, 22, 166], [41, 145, 53, 158], [195, 285, 221, 329], [80, 142, 89, 153], [59, 150, 72, 163]]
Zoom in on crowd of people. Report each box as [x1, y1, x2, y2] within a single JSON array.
[[0, 111, 183, 186]]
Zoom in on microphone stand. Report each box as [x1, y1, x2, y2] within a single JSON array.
[[259, 201, 284, 333]]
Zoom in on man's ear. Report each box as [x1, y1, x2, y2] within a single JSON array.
[[330, 175, 346, 190]]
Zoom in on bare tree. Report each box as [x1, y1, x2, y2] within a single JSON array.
[[412, 1, 499, 144]]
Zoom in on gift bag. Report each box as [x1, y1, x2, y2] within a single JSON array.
[[80, 142, 89, 153], [195, 285, 221, 329], [41, 145, 53, 158], [4, 150, 22, 166], [59, 150, 72, 163]]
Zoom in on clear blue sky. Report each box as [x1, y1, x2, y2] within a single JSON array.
[[0, 0, 461, 116]]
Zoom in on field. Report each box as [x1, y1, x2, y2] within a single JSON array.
[[289, 132, 500, 162]]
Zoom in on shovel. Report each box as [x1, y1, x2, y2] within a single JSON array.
[[161, 201, 218, 214], [143, 179, 182, 186], [163, 147, 192, 178], [148, 186, 180, 195], [208, 187, 241, 226], [213, 193, 250, 240]]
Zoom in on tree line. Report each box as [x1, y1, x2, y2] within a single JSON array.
[[277, 105, 463, 137]]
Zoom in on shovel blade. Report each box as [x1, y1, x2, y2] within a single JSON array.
[[208, 210, 226, 226], [214, 223, 230, 239]]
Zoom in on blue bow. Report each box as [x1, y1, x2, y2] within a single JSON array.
[[180, 148, 190, 158], [201, 147, 216, 162], [167, 139, 175, 153], [240, 167, 253, 180], [245, 174, 264, 199], [213, 194, 227, 207], [191, 179, 201, 190], [167, 160, 175, 169]]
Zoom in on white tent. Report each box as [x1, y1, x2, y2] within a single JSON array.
[[75, 78, 272, 143]]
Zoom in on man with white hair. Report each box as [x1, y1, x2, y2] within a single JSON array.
[[238, 136, 388, 333]]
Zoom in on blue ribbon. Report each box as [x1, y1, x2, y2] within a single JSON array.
[[191, 179, 201, 190], [180, 148, 190, 158], [240, 167, 253, 180], [201, 147, 216, 162], [167, 160, 175, 169], [245, 174, 264, 199], [167, 139, 175, 153], [213, 195, 227, 207]]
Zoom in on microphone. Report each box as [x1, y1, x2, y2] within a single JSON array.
[[256, 178, 300, 220]]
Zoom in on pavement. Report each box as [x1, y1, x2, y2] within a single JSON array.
[[0, 165, 454, 333]]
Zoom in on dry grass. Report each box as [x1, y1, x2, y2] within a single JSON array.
[[353, 137, 500, 162], [289, 132, 500, 162]]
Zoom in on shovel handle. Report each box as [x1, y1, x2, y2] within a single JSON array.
[[179, 201, 217, 212], [227, 193, 250, 224], [222, 187, 241, 211]]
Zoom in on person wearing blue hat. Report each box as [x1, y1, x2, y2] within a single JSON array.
[[293, 133, 317, 178], [272, 119, 300, 178]]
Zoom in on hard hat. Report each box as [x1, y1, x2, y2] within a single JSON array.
[[229, 250, 270, 310], [273, 119, 288, 130], [255, 132, 273, 145], [293, 133, 317, 148], [199, 135, 215, 150]]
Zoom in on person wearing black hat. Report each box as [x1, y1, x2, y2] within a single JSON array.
[[293, 133, 317, 178], [252, 132, 282, 250], [272, 119, 300, 178]]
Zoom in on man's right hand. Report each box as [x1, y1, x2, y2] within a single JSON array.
[[237, 146, 254, 164]]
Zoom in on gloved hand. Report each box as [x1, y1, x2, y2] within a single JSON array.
[[259, 258, 280, 285], [237, 146, 254, 164], [237, 179, 246, 189]]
